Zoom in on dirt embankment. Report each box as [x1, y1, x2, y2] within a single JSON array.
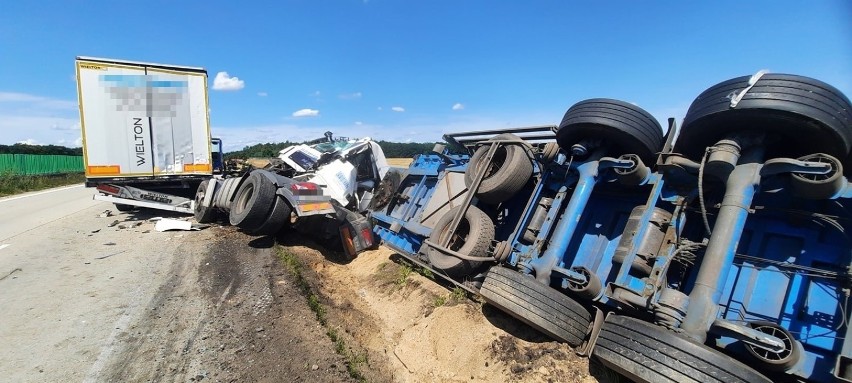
[[94, 225, 617, 383], [277, 233, 617, 383]]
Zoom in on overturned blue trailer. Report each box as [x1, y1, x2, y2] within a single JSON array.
[[370, 73, 852, 383]]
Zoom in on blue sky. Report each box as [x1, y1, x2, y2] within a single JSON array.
[[0, 1, 850, 152]]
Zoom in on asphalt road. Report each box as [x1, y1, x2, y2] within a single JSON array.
[[0, 184, 102, 243], [0, 185, 208, 382]]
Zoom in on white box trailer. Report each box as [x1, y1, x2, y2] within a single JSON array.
[[76, 56, 214, 213]]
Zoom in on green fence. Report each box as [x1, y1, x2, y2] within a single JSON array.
[[0, 154, 84, 175]]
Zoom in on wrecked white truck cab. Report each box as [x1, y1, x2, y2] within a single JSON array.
[[195, 133, 387, 257]]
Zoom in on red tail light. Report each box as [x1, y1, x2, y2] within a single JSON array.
[[290, 182, 320, 195], [360, 228, 374, 248], [96, 184, 121, 195]]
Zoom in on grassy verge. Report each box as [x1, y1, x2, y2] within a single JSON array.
[[433, 286, 468, 308], [0, 172, 85, 197], [276, 247, 368, 382]]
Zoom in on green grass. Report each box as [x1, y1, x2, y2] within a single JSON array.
[[396, 264, 413, 287], [434, 286, 469, 308], [0, 172, 85, 197], [276, 247, 367, 382]]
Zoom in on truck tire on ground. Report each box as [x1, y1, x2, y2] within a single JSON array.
[[464, 133, 533, 204], [249, 195, 292, 236], [556, 98, 664, 164], [790, 153, 845, 200], [675, 73, 852, 161], [480, 266, 591, 347], [229, 172, 277, 231], [593, 315, 771, 383], [425, 205, 495, 277], [193, 179, 217, 223]]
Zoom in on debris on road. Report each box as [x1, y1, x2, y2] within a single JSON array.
[[95, 250, 126, 260], [97, 210, 113, 218], [155, 218, 207, 232], [0, 268, 22, 281]]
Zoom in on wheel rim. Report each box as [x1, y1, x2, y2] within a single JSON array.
[[235, 184, 254, 215], [194, 185, 206, 213], [746, 323, 795, 364], [796, 155, 838, 182], [439, 218, 470, 251], [473, 146, 508, 181]]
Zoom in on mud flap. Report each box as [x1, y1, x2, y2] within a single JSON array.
[[336, 206, 375, 259]]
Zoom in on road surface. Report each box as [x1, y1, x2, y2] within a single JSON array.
[[0, 184, 102, 242], [0, 185, 352, 382], [0, 185, 605, 383]]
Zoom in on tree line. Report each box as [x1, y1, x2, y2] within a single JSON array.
[[0, 144, 83, 156], [224, 140, 442, 160], [1, 140, 442, 159]]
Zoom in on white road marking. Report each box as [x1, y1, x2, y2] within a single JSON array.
[[0, 244, 9, 250], [0, 184, 84, 204]]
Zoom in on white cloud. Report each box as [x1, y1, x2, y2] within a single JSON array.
[[377, 107, 383, 111], [339, 92, 362, 100], [292, 108, 320, 117], [0, 91, 81, 146], [212, 72, 245, 91], [17, 138, 40, 145], [257, 92, 268, 97], [0, 91, 77, 110], [391, 106, 405, 112], [354, 121, 363, 125], [452, 103, 464, 110]]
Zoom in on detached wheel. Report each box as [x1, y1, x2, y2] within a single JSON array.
[[676, 73, 852, 161], [480, 266, 591, 347], [193, 179, 217, 223], [370, 169, 404, 211], [229, 171, 277, 231], [464, 133, 533, 204], [594, 315, 771, 383], [425, 205, 495, 277], [556, 98, 664, 164], [790, 153, 845, 199], [248, 195, 292, 236]]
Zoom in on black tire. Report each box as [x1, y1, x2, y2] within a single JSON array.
[[229, 172, 277, 231], [541, 142, 560, 163], [480, 266, 591, 347], [676, 73, 852, 161], [425, 205, 494, 277], [594, 315, 771, 383], [114, 203, 135, 212], [790, 153, 845, 199], [193, 179, 217, 223], [464, 133, 533, 204], [249, 195, 292, 236], [556, 98, 664, 164], [370, 169, 404, 211]]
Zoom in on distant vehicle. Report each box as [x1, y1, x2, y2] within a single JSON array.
[[76, 56, 216, 213]]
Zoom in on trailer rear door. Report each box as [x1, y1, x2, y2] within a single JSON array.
[[76, 57, 211, 179]]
